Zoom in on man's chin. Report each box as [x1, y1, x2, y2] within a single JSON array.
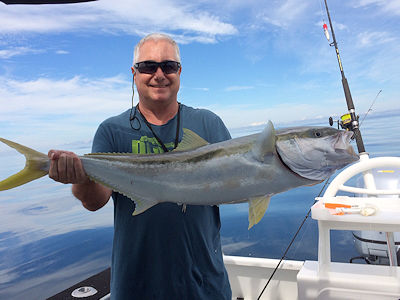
[[148, 95, 175, 103]]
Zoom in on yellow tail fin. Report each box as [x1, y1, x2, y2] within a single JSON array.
[[0, 138, 49, 191]]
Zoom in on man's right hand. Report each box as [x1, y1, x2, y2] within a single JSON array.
[[47, 150, 112, 211], [48, 150, 90, 184]]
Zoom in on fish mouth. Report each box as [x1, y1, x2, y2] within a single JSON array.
[[334, 131, 359, 162], [334, 130, 353, 149]]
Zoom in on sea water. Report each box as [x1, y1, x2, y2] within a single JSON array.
[[0, 110, 399, 299]]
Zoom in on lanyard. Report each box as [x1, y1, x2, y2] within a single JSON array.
[[136, 103, 181, 153]]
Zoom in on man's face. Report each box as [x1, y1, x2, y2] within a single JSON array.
[[133, 40, 181, 106]]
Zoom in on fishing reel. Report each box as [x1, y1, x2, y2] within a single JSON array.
[[329, 113, 359, 133]]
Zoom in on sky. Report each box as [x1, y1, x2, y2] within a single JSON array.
[[0, 0, 400, 149]]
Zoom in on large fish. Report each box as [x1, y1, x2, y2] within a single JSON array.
[[0, 121, 358, 228]]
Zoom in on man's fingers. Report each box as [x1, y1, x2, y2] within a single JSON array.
[[67, 155, 77, 183], [57, 153, 67, 183], [57, 153, 74, 183], [47, 150, 88, 184], [74, 156, 89, 184], [48, 150, 60, 181]]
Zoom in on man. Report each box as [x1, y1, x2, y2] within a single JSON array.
[[48, 33, 232, 299]]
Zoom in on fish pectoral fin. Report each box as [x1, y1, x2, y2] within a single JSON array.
[[252, 121, 275, 162], [131, 197, 158, 216], [248, 195, 271, 229], [173, 128, 209, 152]]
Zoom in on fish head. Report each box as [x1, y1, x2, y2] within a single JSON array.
[[275, 126, 359, 181]]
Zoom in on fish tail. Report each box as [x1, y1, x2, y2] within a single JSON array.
[[0, 138, 49, 191]]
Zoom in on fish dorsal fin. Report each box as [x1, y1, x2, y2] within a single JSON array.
[[252, 120, 275, 162], [174, 128, 209, 152], [248, 195, 271, 229]]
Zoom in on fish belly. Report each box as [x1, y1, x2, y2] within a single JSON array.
[[81, 153, 310, 207]]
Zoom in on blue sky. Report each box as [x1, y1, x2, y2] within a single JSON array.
[[0, 0, 400, 149]]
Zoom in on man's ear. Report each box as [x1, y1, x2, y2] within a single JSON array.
[[131, 67, 136, 80]]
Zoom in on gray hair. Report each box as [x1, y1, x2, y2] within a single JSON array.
[[133, 33, 181, 65]]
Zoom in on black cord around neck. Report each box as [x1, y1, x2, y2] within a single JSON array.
[[135, 103, 181, 153]]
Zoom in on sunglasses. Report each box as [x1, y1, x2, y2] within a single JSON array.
[[134, 60, 181, 74]]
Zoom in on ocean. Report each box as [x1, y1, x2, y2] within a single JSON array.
[[0, 110, 399, 299]]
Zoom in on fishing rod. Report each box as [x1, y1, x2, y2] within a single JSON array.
[[258, 2, 386, 297], [323, 0, 366, 154]]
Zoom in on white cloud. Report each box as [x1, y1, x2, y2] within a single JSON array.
[[258, 0, 310, 29], [55, 50, 69, 55], [0, 46, 44, 59], [1, 73, 375, 145], [224, 85, 254, 92], [357, 31, 396, 47], [352, 0, 400, 15], [0, 74, 133, 145], [0, 0, 237, 44], [193, 87, 209, 91], [353, 0, 383, 5], [334, 22, 348, 31]]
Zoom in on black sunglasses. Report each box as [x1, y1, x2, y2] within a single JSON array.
[[134, 60, 181, 74]]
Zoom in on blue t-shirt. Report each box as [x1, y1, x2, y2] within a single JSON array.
[[92, 104, 232, 300]]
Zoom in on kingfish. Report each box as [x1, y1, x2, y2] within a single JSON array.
[[0, 121, 358, 228]]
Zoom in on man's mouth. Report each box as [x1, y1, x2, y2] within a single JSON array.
[[149, 84, 169, 88]]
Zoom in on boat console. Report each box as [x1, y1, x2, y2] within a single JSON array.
[[297, 156, 400, 299]]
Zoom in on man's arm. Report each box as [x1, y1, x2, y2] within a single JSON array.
[[48, 150, 112, 211]]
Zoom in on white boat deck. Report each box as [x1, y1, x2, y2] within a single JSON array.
[[224, 255, 303, 300], [225, 255, 400, 300]]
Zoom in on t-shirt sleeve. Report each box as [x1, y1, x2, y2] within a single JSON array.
[[204, 112, 231, 144]]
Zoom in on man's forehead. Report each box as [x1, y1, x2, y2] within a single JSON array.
[[140, 39, 173, 51], [138, 40, 177, 60]]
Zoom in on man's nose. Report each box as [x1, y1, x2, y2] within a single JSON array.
[[154, 66, 165, 78]]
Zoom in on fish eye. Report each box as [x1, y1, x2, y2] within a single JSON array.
[[314, 131, 322, 138]]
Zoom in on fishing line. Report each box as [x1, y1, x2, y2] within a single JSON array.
[[359, 89, 382, 128], [257, 177, 331, 300], [286, 209, 314, 260], [318, 0, 326, 26]]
